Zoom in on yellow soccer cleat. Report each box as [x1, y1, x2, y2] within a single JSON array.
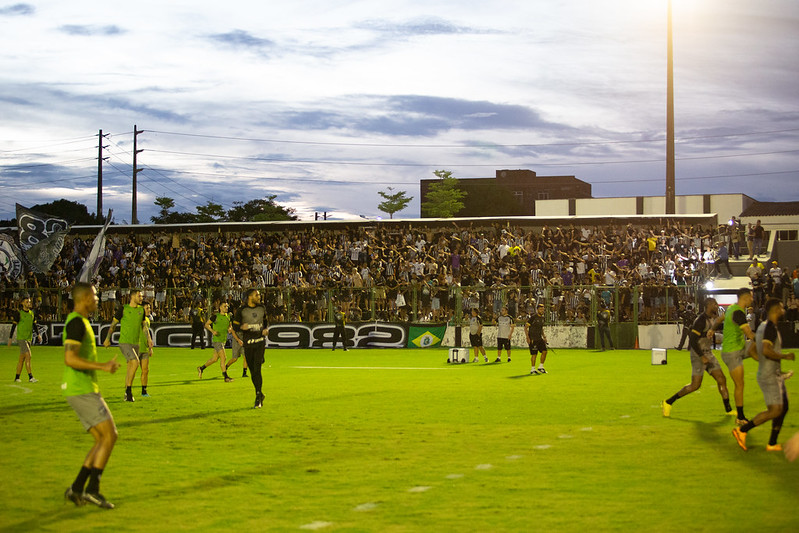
[[732, 428, 748, 451], [766, 443, 783, 452], [661, 400, 672, 418]]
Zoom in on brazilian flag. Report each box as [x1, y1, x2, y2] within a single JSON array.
[[407, 326, 446, 348]]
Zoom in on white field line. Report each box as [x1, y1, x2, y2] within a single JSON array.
[[290, 366, 451, 371]]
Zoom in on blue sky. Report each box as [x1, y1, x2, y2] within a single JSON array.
[[1, 0, 797, 223]]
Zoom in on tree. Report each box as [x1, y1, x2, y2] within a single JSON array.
[[195, 201, 226, 223], [151, 196, 176, 224], [31, 199, 103, 225], [422, 170, 466, 218], [377, 187, 413, 219], [227, 196, 297, 222]]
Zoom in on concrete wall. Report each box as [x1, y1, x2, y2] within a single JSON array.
[[576, 197, 637, 216], [675, 195, 705, 216], [535, 199, 569, 217], [643, 196, 666, 214]]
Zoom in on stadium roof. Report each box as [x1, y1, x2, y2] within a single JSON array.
[[740, 201, 799, 218]]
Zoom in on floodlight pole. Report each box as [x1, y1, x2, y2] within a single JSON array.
[[666, 0, 676, 214]]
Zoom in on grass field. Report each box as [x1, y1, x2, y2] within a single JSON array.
[[1, 344, 797, 532]]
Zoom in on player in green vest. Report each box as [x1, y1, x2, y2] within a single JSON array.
[[138, 301, 154, 397], [197, 301, 234, 382], [7, 295, 41, 383], [103, 289, 146, 402], [721, 288, 757, 425], [62, 282, 121, 509]]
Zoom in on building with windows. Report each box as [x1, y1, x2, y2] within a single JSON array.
[[419, 169, 592, 217]]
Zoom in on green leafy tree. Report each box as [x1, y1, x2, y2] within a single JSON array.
[[227, 196, 297, 222], [422, 170, 466, 218], [31, 199, 104, 225], [151, 196, 176, 224], [377, 187, 413, 219], [195, 201, 226, 222]]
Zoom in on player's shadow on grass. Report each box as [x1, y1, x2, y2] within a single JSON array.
[[507, 374, 535, 379], [0, 401, 77, 416], [5, 503, 92, 531], [115, 407, 243, 428]]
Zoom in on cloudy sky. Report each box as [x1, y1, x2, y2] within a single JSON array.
[[1, 0, 797, 223]]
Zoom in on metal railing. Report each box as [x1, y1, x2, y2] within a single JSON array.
[[1, 283, 701, 327]]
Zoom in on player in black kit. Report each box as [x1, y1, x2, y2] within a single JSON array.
[[232, 289, 269, 409], [526, 303, 548, 375]]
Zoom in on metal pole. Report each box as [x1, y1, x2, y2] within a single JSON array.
[[132, 125, 144, 224], [97, 129, 103, 216], [666, 0, 676, 214]]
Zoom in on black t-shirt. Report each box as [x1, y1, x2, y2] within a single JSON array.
[[527, 313, 545, 340], [689, 313, 713, 354], [233, 304, 268, 341]]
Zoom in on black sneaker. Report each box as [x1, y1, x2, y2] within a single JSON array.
[[125, 394, 134, 402], [507, 358, 511, 363], [242, 371, 248, 378], [65, 486, 84, 506], [82, 491, 115, 509], [254, 392, 265, 409], [494, 357, 501, 363]]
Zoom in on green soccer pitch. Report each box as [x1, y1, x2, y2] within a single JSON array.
[[1, 345, 797, 532]]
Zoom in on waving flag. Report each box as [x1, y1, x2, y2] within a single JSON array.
[[78, 209, 113, 283], [0, 230, 23, 280], [16, 204, 70, 273]]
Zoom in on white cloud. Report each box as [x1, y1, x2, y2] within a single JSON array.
[[0, 0, 797, 222]]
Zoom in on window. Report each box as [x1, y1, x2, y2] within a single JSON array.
[[514, 191, 524, 204], [537, 191, 550, 200]]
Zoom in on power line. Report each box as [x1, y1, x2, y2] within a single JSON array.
[[143, 147, 799, 168], [146, 127, 799, 149], [146, 166, 799, 187], [0, 134, 97, 153], [2, 156, 99, 170]]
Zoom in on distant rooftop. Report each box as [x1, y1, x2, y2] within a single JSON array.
[[740, 201, 799, 217]]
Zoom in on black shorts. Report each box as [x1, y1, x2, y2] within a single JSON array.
[[497, 338, 511, 351], [528, 338, 547, 355], [469, 333, 483, 347]]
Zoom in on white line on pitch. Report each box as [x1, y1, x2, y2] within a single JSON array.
[[290, 366, 451, 371], [5, 384, 32, 394]]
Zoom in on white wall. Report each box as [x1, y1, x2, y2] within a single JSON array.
[[576, 197, 637, 216], [535, 199, 569, 217], [637, 324, 682, 350], [675, 195, 704, 215], [643, 196, 666, 214], [710, 195, 746, 223]]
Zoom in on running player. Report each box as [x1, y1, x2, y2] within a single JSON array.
[[732, 298, 795, 451], [8, 295, 41, 383], [469, 308, 487, 363], [62, 282, 121, 509], [721, 288, 757, 425], [496, 306, 514, 363], [197, 301, 234, 382], [103, 289, 145, 402], [232, 289, 269, 409], [527, 303, 548, 374], [661, 298, 733, 417], [138, 301, 154, 398], [224, 330, 248, 378]]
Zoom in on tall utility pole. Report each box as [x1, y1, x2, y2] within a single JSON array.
[[665, 0, 676, 214], [97, 129, 107, 217], [132, 125, 144, 224]]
